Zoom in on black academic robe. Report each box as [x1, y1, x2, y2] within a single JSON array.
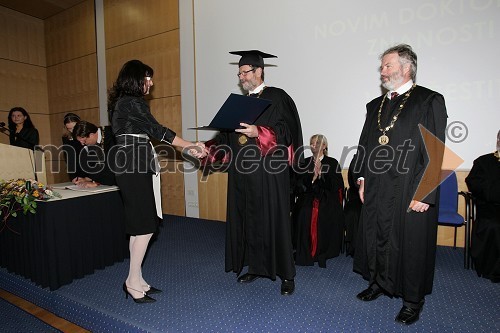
[[344, 154, 363, 257], [78, 126, 116, 185], [353, 85, 447, 303], [293, 156, 344, 267], [62, 136, 83, 181], [10, 127, 39, 150], [465, 153, 500, 282], [216, 86, 303, 281]]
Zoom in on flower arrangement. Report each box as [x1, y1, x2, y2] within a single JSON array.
[[0, 178, 60, 234]]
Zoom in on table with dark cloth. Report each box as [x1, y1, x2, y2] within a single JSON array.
[[0, 188, 128, 290]]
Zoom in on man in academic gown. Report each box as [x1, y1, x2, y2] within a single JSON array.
[[465, 130, 500, 283], [72, 120, 116, 187], [353, 44, 447, 325], [206, 50, 303, 295]]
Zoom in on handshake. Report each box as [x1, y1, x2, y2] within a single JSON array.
[[186, 141, 210, 159]]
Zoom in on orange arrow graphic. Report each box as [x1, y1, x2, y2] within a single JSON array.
[[411, 124, 464, 204]]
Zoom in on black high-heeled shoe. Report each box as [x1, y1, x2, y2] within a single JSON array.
[[144, 285, 162, 295], [122, 283, 156, 303]]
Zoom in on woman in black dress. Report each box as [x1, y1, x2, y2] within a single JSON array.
[[292, 134, 345, 267], [108, 60, 206, 303], [8, 107, 39, 150]]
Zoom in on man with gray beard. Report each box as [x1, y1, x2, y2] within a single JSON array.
[[353, 44, 447, 325]]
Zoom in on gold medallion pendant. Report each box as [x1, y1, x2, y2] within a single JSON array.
[[378, 134, 389, 145], [377, 84, 416, 146], [238, 134, 248, 145]]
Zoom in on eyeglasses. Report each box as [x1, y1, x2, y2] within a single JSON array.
[[237, 68, 255, 77]]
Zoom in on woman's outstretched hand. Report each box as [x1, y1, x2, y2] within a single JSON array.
[[188, 142, 209, 158]]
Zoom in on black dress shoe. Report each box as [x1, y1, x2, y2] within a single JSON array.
[[122, 283, 156, 304], [281, 279, 295, 295], [237, 273, 260, 283], [395, 306, 422, 325], [145, 286, 162, 295], [356, 287, 384, 301]]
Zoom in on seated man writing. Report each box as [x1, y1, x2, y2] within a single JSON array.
[[72, 120, 116, 188]]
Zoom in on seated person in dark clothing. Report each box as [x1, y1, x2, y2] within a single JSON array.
[[344, 153, 363, 257], [61, 113, 83, 180], [8, 107, 39, 150], [292, 134, 345, 267], [72, 120, 116, 187], [465, 130, 500, 283]]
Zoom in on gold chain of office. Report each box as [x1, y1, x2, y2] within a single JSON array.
[[377, 84, 416, 145]]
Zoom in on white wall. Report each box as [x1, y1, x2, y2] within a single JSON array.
[[181, 0, 500, 170]]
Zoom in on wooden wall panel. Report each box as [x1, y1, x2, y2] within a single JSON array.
[[0, 7, 51, 184], [0, 7, 46, 66], [198, 172, 228, 222], [44, 0, 96, 66], [105, 31, 180, 98], [104, 0, 178, 49], [43, 0, 98, 184], [0, 59, 49, 117], [104, 0, 182, 215], [46, 54, 98, 114], [159, 159, 185, 216], [149, 96, 182, 135]]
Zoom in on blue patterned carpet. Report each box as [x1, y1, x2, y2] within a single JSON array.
[[0, 215, 499, 332]]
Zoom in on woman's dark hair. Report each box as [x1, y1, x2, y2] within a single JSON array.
[[8, 107, 35, 131], [63, 112, 81, 125], [108, 60, 154, 121], [62, 113, 81, 138], [72, 120, 98, 139]]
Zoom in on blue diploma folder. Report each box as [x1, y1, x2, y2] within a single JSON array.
[[190, 93, 271, 131]]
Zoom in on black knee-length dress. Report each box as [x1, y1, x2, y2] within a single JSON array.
[[110, 95, 176, 236]]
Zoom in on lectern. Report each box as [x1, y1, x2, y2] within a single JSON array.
[[0, 143, 46, 183]]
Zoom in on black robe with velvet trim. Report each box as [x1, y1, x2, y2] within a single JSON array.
[[466, 153, 500, 282], [215, 86, 303, 281], [353, 85, 447, 303], [293, 155, 344, 267]]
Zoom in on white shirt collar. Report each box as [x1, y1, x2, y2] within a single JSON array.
[[387, 80, 414, 99], [97, 128, 102, 144], [249, 82, 266, 95]]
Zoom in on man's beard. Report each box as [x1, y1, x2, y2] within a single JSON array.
[[241, 80, 253, 92], [381, 70, 404, 91], [241, 77, 259, 92]]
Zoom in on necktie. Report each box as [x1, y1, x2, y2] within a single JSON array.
[[391, 92, 399, 100], [249, 93, 259, 97]]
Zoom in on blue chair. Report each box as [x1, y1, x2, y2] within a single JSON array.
[[438, 170, 471, 268]]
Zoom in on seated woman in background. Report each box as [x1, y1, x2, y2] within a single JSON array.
[[61, 113, 82, 180], [465, 130, 500, 283], [8, 107, 39, 150], [292, 134, 345, 268]]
